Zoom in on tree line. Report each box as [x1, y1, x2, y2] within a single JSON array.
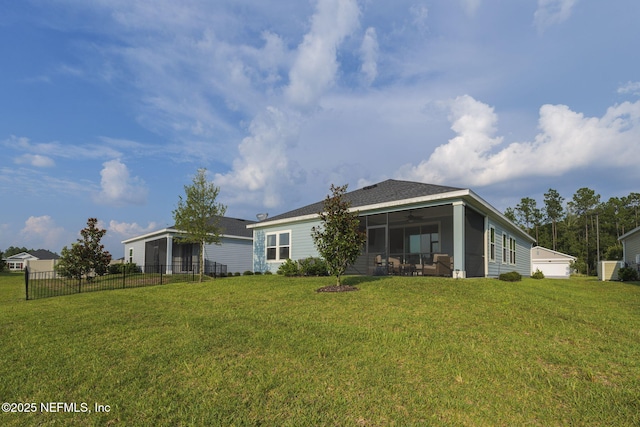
[[505, 188, 640, 275]]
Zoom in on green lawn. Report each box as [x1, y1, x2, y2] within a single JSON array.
[[1, 272, 639, 426]]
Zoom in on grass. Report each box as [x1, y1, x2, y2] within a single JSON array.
[[1, 271, 639, 426]]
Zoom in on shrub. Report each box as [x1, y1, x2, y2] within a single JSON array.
[[499, 271, 522, 282], [531, 269, 545, 279], [243, 270, 254, 276], [277, 259, 300, 277], [264, 270, 273, 275], [254, 271, 262, 275], [234, 272, 241, 277], [298, 257, 328, 276], [108, 263, 140, 275], [618, 267, 639, 282]]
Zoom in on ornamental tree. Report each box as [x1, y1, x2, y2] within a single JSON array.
[[56, 218, 112, 280], [311, 184, 366, 286], [172, 168, 227, 282]]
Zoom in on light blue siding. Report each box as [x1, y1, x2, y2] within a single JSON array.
[[486, 218, 532, 277], [253, 219, 322, 273]]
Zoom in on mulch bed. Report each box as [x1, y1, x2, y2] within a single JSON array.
[[315, 285, 359, 293]]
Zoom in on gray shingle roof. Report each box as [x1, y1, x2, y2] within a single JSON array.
[[265, 179, 464, 222], [28, 249, 60, 260], [170, 216, 255, 238]]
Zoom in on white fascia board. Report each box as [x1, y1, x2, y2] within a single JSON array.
[[619, 225, 640, 241], [532, 246, 577, 260], [247, 214, 320, 229], [466, 190, 537, 243], [247, 190, 472, 229], [121, 228, 251, 244], [121, 228, 177, 244]]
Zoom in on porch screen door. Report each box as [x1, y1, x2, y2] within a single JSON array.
[[368, 226, 387, 273]]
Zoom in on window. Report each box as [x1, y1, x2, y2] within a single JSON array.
[[128, 248, 134, 264], [266, 231, 291, 261], [489, 226, 496, 262], [502, 233, 508, 264], [509, 237, 516, 264]]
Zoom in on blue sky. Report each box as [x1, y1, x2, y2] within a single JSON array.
[[1, 0, 639, 258]]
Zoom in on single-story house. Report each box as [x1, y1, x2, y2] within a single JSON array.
[[619, 225, 640, 272], [247, 179, 536, 278], [531, 246, 576, 279], [122, 216, 256, 275], [3, 250, 60, 271]]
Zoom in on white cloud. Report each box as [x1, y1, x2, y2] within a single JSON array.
[[4, 135, 121, 161], [96, 159, 148, 206], [215, 106, 304, 208], [285, 0, 360, 107], [398, 95, 640, 187], [360, 27, 379, 86], [108, 220, 158, 237], [618, 81, 640, 96], [216, 0, 361, 208], [14, 154, 55, 167], [20, 216, 66, 249], [534, 0, 578, 31]]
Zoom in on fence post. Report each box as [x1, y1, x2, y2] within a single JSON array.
[[123, 264, 126, 289], [25, 267, 29, 301], [160, 265, 163, 285]]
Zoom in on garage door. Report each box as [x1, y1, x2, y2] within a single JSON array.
[[532, 262, 569, 278]]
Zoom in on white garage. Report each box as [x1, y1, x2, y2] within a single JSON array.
[[531, 246, 576, 279]]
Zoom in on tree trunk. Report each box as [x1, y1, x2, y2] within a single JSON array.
[[200, 240, 205, 282]]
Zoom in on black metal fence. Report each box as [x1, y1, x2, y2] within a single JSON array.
[[25, 261, 227, 301]]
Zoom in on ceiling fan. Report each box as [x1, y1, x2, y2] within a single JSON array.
[[406, 210, 423, 222]]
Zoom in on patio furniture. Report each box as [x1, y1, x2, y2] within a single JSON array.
[[422, 254, 452, 276]]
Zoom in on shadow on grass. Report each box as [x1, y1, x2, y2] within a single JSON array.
[[341, 275, 387, 286]]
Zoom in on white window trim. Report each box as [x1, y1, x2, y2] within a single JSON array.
[[509, 237, 517, 265], [265, 230, 292, 262], [502, 233, 508, 264], [489, 226, 496, 262]]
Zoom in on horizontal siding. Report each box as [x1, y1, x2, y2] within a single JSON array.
[[253, 219, 321, 273], [204, 237, 253, 274], [124, 241, 146, 266], [487, 219, 532, 278], [624, 233, 640, 267]]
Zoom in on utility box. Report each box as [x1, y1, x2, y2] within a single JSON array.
[[598, 261, 624, 281]]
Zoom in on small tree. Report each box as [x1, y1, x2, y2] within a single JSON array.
[[172, 168, 227, 282], [311, 184, 366, 286], [56, 218, 112, 280]]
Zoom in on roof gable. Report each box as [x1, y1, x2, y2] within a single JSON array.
[[531, 246, 576, 261], [28, 249, 60, 260]]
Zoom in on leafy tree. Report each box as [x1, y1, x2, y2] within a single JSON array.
[[4, 246, 32, 257], [567, 188, 600, 275], [311, 184, 366, 286], [172, 168, 227, 282], [0, 250, 4, 272], [55, 218, 112, 280], [543, 189, 564, 251]]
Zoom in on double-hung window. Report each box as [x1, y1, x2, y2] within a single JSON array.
[[509, 237, 516, 264], [502, 233, 508, 264], [266, 231, 291, 261], [489, 226, 496, 262]]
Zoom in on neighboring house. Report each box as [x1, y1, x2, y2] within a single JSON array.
[[122, 216, 256, 275], [247, 179, 535, 278], [3, 250, 60, 271], [619, 225, 640, 273], [531, 246, 576, 279]]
